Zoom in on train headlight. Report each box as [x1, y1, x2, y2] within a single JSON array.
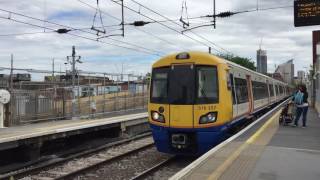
[[199, 112, 218, 124], [151, 111, 165, 123]]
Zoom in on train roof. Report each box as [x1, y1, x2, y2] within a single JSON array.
[[152, 51, 287, 86]]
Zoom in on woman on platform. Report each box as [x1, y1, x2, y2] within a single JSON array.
[[293, 85, 309, 128]]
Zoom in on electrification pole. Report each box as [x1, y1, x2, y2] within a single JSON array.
[[67, 46, 82, 119], [10, 54, 13, 92]]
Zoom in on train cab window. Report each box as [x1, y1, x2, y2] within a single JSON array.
[[169, 65, 195, 104], [234, 78, 248, 104], [150, 67, 169, 103], [195, 66, 219, 104]]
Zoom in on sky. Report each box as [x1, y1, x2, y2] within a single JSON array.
[[0, 0, 317, 80]]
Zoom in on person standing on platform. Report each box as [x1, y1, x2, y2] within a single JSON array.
[[293, 85, 309, 128]]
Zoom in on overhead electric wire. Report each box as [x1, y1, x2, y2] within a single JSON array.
[[77, 0, 188, 52], [129, 0, 229, 54], [0, 15, 162, 56], [0, 66, 142, 77], [110, 0, 220, 53], [0, 8, 164, 56], [131, 26, 187, 51], [128, 1, 293, 55], [0, 30, 55, 37], [240, 5, 293, 13]]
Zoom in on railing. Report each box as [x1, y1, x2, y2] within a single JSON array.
[[8, 86, 148, 126]]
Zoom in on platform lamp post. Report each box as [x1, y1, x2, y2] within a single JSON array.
[[66, 46, 82, 120]]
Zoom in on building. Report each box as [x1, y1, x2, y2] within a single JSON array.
[[271, 72, 284, 82], [297, 70, 306, 84], [45, 73, 112, 85], [313, 30, 320, 113], [0, 73, 31, 88], [256, 49, 267, 74], [275, 59, 294, 84]]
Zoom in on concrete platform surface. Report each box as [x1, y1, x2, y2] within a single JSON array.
[[0, 112, 147, 144], [171, 105, 320, 180], [248, 108, 320, 180]]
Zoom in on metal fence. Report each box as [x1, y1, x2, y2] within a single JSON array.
[[5, 73, 149, 126], [8, 84, 148, 126]]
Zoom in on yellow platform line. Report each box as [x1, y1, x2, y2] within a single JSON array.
[[207, 110, 281, 180]]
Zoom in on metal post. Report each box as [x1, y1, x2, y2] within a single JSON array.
[[9, 54, 13, 126], [0, 103, 4, 128], [103, 73, 106, 113], [77, 71, 80, 116], [67, 46, 81, 120], [121, 0, 124, 37], [52, 58, 55, 80], [10, 54, 13, 91], [71, 46, 76, 119], [89, 74, 92, 117], [213, 0, 216, 28], [115, 75, 118, 111]]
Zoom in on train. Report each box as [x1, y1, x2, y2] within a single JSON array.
[[148, 52, 290, 155]]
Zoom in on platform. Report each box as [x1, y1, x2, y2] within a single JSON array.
[[0, 111, 148, 151], [171, 103, 320, 180]]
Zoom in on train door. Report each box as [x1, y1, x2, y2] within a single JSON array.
[[246, 75, 254, 113], [266, 80, 271, 104], [230, 73, 238, 118], [233, 74, 249, 117], [169, 64, 194, 128]]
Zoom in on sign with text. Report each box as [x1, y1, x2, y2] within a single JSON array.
[[294, 0, 320, 27]]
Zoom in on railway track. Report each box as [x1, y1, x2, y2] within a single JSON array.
[[1, 134, 153, 180], [129, 156, 177, 180]]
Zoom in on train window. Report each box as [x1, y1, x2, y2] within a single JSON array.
[[195, 66, 219, 104], [252, 81, 268, 100], [234, 78, 248, 104], [269, 84, 274, 97], [279, 86, 283, 95], [169, 65, 195, 104], [150, 67, 169, 103], [275, 85, 279, 96]]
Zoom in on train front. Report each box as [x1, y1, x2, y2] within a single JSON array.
[[148, 52, 232, 155]]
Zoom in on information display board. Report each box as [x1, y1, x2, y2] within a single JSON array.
[[294, 0, 320, 27]]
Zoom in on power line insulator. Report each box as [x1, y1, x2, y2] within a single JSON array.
[[132, 21, 150, 26], [56, 29, 71, 34], [216, 11, 237, 18]]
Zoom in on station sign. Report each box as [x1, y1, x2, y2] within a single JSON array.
[[294, 0, 320, 27]]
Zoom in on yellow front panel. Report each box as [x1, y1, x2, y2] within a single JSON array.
[[148, 103, 170, 127], [194, 64, 233, 128], [170, 105, 193, 128], [149, 52, 234, 129]]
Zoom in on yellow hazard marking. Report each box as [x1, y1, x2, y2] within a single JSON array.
[[207, 110, 281, 180]]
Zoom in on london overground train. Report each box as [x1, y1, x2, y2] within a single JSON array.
[[148, 52, 289, 155]]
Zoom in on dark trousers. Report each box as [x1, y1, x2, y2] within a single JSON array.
[[294, 106, 309, 126]]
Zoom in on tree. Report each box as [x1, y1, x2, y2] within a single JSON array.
[[218, 54, 256, 71]]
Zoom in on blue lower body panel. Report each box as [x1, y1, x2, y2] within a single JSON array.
[[150, 124, 229, 155]]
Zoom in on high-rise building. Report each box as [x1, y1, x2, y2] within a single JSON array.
[[275, 59, 294, 84], [257, 49, 267, 74], [297, 70, 306, 83]]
